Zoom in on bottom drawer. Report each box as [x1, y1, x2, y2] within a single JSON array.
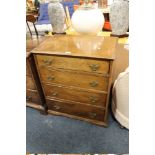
[[26, 90, 41, 105], [46, 98, 105, 122]]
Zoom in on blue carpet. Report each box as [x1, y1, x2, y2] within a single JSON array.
[[26, 107, 129, 153]]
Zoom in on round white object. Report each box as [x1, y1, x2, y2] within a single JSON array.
[[112, 68, 129, 129], [71, 8, 104, 35]]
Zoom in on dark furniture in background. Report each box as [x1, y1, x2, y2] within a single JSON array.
[[26, 14, 39, 37], [26, 37, 48, 114], [26, 52, 47, 114]]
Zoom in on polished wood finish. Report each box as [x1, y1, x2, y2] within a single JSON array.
[[112, 43, 129, 82], [32, 35, 117, 126], [46, 98, 105, 121], [26, 37, 48, 113], [26, 52, 47, 113], [46, 98, 106, 125], [38, 68, 109, 91], [26, 37, 47, 52], [26, 102, 44, 111], [26, 53, 31, 75], [26, 89, 41, 104], [26, 53, 42, 109], [32, 35, 117, 59], [26, 76, 36, 90], [36, 55, 110, 74], [43, 83, 107, 107]]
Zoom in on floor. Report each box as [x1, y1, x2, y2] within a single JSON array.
[[26, 107, 129, 154]]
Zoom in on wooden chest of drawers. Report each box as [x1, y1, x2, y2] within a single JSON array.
[[31, 35, 117, 126], [26, 52, 47, 113]]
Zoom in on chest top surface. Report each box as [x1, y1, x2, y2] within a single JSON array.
[[31, 35, 118, 60]]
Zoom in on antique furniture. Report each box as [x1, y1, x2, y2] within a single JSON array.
[[26, 36, 46, 52], [31, 35, 118, 126], [112, 43, 129, 82], [26, 52, 47, 113], [26, 36, 48, 113]]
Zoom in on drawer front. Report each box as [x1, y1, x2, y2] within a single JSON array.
[[26, 90, 41, 105], [43, 84, 107, 107], [26, 60, 31, 76], [46, 99, 105, 121], [36, 55, 110, 74], [26, 76, 36, 90], [38, 68, 109, 91]]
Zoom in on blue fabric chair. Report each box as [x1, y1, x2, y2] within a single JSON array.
[[61, 0, 79, 17], [36, 3, 50, 25], [36, 0, 79, 25]]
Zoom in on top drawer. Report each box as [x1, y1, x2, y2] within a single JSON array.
[[35, 55, 110, 75]]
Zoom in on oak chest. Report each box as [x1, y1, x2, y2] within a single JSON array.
[[31, 35, 117, 126]]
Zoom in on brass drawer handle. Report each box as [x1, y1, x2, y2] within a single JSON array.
[[53, 105, 60, 110], [89, 96, 98, 103], [42, 59, 53, 65], [47, 76, 55, 81], [51, 91, 58, 96], [26, 96, 32, 101], [89, 113, 97, 118], [89, 64, 100, 71], [89, 81, 98, 87]]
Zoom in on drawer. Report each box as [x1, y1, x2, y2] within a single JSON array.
[[26, 90, 41, 105], [26, 76, 36, 90], [43, 84, 107, 107], [36, 55, 110, 75], [39, 68, 109, 91], [46, 98, 105, 121], [26, 60, 31, 76]]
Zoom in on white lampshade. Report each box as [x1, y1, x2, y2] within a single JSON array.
[[71, 8, 105, 35]]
